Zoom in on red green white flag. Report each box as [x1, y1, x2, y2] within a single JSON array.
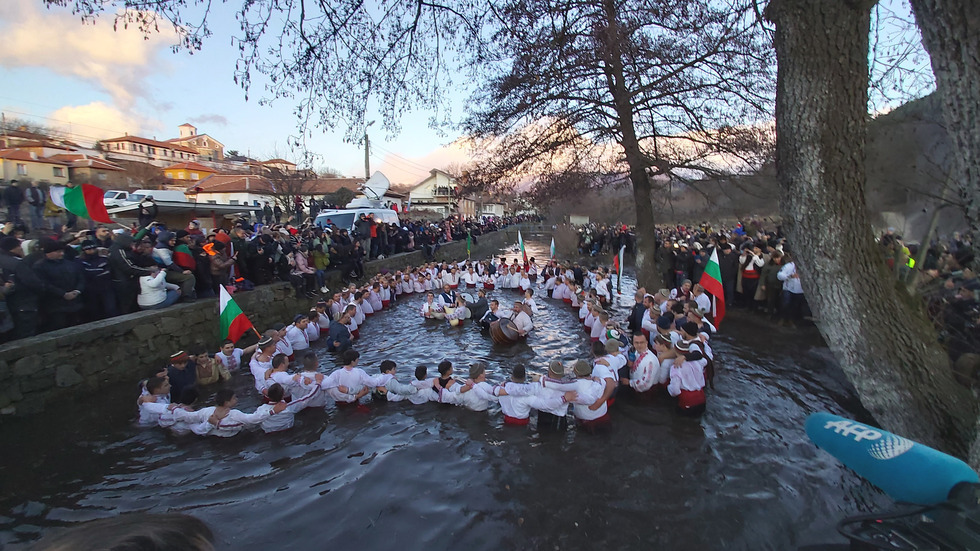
[[518, 230, 527, 265], [173, 243, 196, 271], [700, 248, 726, 327], [219, 285, 254, 343], [49, 184, 114, 224], [615, 244, 625, 294]]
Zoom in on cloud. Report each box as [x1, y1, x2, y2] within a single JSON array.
[[48, 102, 162, 141], [188, 114, 229, 127], [0, 0, 181, 110]]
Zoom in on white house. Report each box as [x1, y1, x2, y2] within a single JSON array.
[[407, 169, 475, 218], [99, 135, 200, 167]]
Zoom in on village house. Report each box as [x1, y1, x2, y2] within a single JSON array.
[[47, 154, 128, 188], [166, 123, 225, 161], [99, 135, 200, 168], [407, 169, 476, 218], [0, 149, 69, 186], [163, 161, 216, 182]]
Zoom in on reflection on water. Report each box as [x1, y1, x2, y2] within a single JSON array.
[[0, 240, 890, 550]]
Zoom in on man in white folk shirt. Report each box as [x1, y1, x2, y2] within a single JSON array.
[[284, 314, 311, 354], [507, 300, 534, 337], [620, 332, 661, 399]]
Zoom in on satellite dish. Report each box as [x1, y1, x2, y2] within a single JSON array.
[[360, 171, 390, 201]]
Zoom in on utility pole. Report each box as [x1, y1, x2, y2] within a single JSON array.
[[364, 131, 370, 179], [363, 120, 375, 180]]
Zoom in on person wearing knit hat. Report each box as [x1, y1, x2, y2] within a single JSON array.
[[33, 238, 84, 332], [151, 230, 197, 301], [0, 236, 21, 253], [0, 234, 46, 338], [541, 359, 608, 430], [166, 351, 196, 403]]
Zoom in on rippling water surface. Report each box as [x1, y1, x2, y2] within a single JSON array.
[[0, 240, 890, 550]]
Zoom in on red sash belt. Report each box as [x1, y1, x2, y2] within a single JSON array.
[[577, 412, 611, 428], [503, 415, 530, 426], [678, 389, 706, 409]]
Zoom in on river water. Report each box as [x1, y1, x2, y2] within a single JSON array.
[[0, 240, 890, 550]]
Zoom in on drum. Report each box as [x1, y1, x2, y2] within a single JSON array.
[[490, 318, 521, 345], [460, 292, 475, 305]]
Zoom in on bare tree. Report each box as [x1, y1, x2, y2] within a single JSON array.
[[765, 0, 975, 460], [46, 0, 491, 144], [909, 0, 980, 241], [464, 0, 775, 286]]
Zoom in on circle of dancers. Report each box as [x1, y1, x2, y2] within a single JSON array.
[[137, 255, 715, 436]]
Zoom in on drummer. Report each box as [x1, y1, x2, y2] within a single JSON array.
[[508, 300, 534, 337], [479, 299, 500, 329]]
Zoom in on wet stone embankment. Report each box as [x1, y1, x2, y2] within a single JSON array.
[[0, 227, 525, 417]]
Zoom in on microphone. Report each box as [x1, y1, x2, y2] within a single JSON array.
[[806, 412, 979, 505]]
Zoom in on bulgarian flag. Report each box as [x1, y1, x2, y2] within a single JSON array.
[[49, 184, 114, 224], [174, 243, 196, 271], [700, 248, 726, 327], [518, 229, 527, 265], [614, 244, 625, 295], [550, 237, 556, 259], [219, 285, 254, 343]]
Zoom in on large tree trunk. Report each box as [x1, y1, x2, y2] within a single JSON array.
[[766, 0, 975, 458], [909, 0, 980, 238], [599, 0, 661, 289]]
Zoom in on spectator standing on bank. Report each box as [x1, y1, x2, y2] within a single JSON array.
[[137, 196, 158, 228], [33, 240, 84, 332], [26, 181, 45, 232], [3, 181, 24, 225]]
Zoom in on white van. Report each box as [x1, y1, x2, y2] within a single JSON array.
[[314, 208, 399, 233], [313, 171, 400, 232], [103, 190, 130, 207], [124, 189, 189, 203]]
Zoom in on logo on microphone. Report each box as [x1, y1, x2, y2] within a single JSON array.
[[868, 435, 914, 460], [824, 419, 882, 442]]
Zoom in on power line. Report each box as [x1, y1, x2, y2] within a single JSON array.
[[371, 141, 438, 172], [369, 151, 429, 179]]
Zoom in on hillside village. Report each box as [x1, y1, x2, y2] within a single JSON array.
[[0, 121, 512, 227]]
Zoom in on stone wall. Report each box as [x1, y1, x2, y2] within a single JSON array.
[[0, 227, 537, 417], [0, 282, 308, 417]]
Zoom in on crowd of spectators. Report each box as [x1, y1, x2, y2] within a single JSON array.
[[0, 211, 539, 344], [593, 219, 977, 374]]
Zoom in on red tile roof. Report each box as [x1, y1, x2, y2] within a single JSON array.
[[0, 149, 69, 164], [99, 135, 198, 155], [164, 161, 214, 172], [47, 154, 125, 171], [188, 174, 276, 193], [302, 178, 364, 195], [1, 139, 76, 151], [188, 175, 366, 196]]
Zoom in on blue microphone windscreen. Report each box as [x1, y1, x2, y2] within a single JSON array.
[[806, 412, 978, 505]]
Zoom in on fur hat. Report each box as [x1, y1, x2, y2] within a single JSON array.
[[548, 360, 564, 379], [573, 359, 592, 377]]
